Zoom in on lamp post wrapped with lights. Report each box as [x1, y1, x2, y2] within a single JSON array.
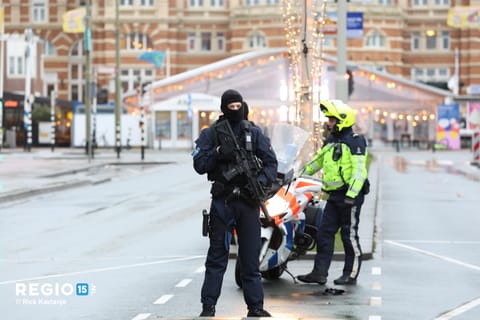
[[282, 0, 327, 161]]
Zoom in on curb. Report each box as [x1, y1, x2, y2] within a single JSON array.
[[0, 179, 108, 204]]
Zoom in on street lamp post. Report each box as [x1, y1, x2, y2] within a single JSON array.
[[85, 0, 92, 161], [0, 6, 5, 151], [335, 0, 348, 102], [50, 90, 56, 152], [24, 27, 34, 152], [115, 0, 122, 159]]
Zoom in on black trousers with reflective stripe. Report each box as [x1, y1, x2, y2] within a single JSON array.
[[313, 195, 364, 279], [201, 198, 264, 310]]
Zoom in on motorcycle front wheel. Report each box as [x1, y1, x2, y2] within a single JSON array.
[[261, 263, 285, 280], [235, 256, 286, 287], [235, 256, 243, 288]]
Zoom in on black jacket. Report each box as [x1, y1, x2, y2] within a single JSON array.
[[193, 118, 278, 195]]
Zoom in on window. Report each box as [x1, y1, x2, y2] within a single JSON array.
[[426, 32, 437, 50], [414, 68, 424, 77], [187, 33, 196, 51], [123, 32, 153, 51], [365, 31, 385, 48], [155, 111, 171, 139], [247, 32, 267, 49], [140, 0, 154, 6], [266, 0, 280, 4], [120, 68, 155, 93], [426, 68, 435, 77], [438, 68, 448, 78], [177, 111, 192, 140], [441, 31, 450, 50], [322, 36, 335, 48], [120, 0, 133, 5], [434, 0, 449, 5], [411, 32, 420, 50], [413, 0, 428, 6], [69, 41, 85, 101], [411, 67, 450, 82], [7, 40, 37, 77], [216, 32, 225, 51], [189, 0, 204, 7], [201, 32, 212, 51], [32, 0, 47, 23], [8, 56, 24, 76], [245, 0, 260, 5], [378, 0, 392, 4], [42, 39, 57, 56], [211, 0, 224, 7]]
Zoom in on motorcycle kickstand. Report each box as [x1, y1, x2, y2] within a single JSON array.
[[281, 265, 298, 284]]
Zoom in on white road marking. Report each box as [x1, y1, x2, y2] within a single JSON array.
[[369, 297, 382, 306], [0, 255, 204, 285], [175, 278, 192, 287], [368, 316, 382, 320], [385, 240, 480, 271], [388, 240, 480, 245], [371, 281, 382, 291], [154, 294, 174, 305], [434, 297, 480, 320], [371, 267, 382, 275], [195, 266, 205, 273], [131, 313, 152, 320]]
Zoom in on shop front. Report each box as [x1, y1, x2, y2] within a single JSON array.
[[150, 93, 220, 149]]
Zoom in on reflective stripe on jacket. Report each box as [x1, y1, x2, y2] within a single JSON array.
[[304, 128, 368, 199]]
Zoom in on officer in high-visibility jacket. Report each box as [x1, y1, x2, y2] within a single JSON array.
[[297, 100, 369, 286]]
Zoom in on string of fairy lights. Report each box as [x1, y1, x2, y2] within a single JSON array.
[[282, 0, 329, 157]]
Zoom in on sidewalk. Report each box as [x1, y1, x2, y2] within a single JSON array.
[[0, 147, 192, 203]]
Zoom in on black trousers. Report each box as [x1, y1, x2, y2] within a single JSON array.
[[313, 195, 364, 279], [200, 198, 264, 310]]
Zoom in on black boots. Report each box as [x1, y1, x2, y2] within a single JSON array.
[[333, 274, 357, 285], [247, 308, 272, 317], [199, 304, 215, 317], [200, 305, 271, 317], [296, 271, 327, 285]]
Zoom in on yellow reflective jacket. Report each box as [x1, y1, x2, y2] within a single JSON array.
[[304, 128, 368, 199]]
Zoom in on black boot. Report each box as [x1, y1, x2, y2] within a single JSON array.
[[247, 308, 271, 317], [296, 271, 327, 284], [199, 304, 215, 317], [333, 274, 357, 285]]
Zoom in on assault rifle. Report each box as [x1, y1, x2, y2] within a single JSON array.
[[219, 120, 273, 224]]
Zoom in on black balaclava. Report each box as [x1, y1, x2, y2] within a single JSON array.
[[221, 89, 244, 123]]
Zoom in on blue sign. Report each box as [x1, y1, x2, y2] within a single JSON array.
[[76, 283, 89, 296], [347, 12, 363, 39]]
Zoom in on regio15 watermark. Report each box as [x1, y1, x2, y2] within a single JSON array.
[[15, 282, 96, 306]]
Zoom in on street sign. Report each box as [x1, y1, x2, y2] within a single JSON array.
[[347, 12, 363, 39], [321, 11, 364, 38]]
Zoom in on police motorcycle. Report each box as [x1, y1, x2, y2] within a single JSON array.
[[234, 123, 325, 288]]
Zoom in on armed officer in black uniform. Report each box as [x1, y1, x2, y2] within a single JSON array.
[[193, 89, 277, 317]]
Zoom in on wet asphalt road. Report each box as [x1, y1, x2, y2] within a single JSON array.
[[0, 147, 479, 319]]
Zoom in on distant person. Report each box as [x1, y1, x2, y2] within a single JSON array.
[[297, 100, 369, 286], [192, 89, 278, 317]]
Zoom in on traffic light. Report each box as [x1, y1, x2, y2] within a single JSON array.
[[346, 69, 354, 97]]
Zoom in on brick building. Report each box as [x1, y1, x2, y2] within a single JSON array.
[[0, 0, 479, 147]]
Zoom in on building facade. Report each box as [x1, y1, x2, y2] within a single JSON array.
[[0, 0, 479, 146]]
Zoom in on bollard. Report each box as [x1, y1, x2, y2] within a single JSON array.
[[472, 131, 480, 167]]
